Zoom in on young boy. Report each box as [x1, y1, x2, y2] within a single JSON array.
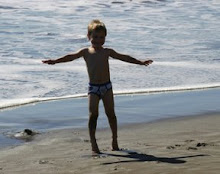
[[42, 19, 153, 155]]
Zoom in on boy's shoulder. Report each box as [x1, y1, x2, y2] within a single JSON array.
[[103, 47, 115, 54], [84, 47, 114, 53], [79, 47, 89, 52], [80, 47, 115, 57]]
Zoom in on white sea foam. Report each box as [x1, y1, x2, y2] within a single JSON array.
[[0, 94, 87, 110], [154, 61, 220, 69]]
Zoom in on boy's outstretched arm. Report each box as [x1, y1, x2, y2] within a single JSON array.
[[109, 49, 153, 66], [42, 48, 85, 65]]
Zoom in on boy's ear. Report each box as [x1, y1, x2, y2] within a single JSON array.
[[87, 34, 91, 40]]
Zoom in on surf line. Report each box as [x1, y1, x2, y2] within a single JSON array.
[[1, 84, 220, 110], [114, 84, 220, 96]]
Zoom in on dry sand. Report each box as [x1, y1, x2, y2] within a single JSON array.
[[0, 113, 219, 174]]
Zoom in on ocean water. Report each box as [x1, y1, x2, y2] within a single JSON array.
[[0, 0, 220, 147], [0, 0, 220, 109]]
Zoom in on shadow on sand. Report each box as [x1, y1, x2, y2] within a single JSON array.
[[101, 150, 207, 165]]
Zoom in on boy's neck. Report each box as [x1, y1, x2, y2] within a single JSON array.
[[90, 45, 104, 51]]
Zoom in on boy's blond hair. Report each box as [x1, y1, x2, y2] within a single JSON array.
[[87, 19, 107, 37]]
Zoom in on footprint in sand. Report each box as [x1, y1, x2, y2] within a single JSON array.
[[187, 147, 198, 150], [167, 140, 216, 151], [39, 160, 50, 164], [196, 143, 209, 147]]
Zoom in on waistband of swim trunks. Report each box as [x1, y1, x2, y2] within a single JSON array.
[[89, 81, 111, 86]]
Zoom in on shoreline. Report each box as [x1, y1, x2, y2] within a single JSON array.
[[0, 88, 219, 149], [0, 110, 219, 153], [1, 111, 219, 148], [0, 113, 219, 174]]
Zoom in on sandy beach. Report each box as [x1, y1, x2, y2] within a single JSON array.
[[0, 112, 219, 174]]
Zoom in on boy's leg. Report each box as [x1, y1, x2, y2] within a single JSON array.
[[102, 89, 119, 150], [88, 93, 100, 154]]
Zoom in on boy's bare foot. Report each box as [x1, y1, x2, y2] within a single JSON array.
[[91, 141, 101, 155], [92, 149, 101, 157], [112, 139, 120, 151]]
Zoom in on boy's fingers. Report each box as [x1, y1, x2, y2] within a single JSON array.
[[42, 60, 55, 64], [42, 60, 50, 63], [144, 60, 153, 65]]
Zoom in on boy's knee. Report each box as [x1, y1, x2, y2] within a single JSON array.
[[88, 112, 98, 129], [89, 111, 98, 119], [106, 110, 116, 119]]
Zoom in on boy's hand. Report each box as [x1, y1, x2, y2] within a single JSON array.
[[141, 60, 153, 66], [42, 60, 56, 65]]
